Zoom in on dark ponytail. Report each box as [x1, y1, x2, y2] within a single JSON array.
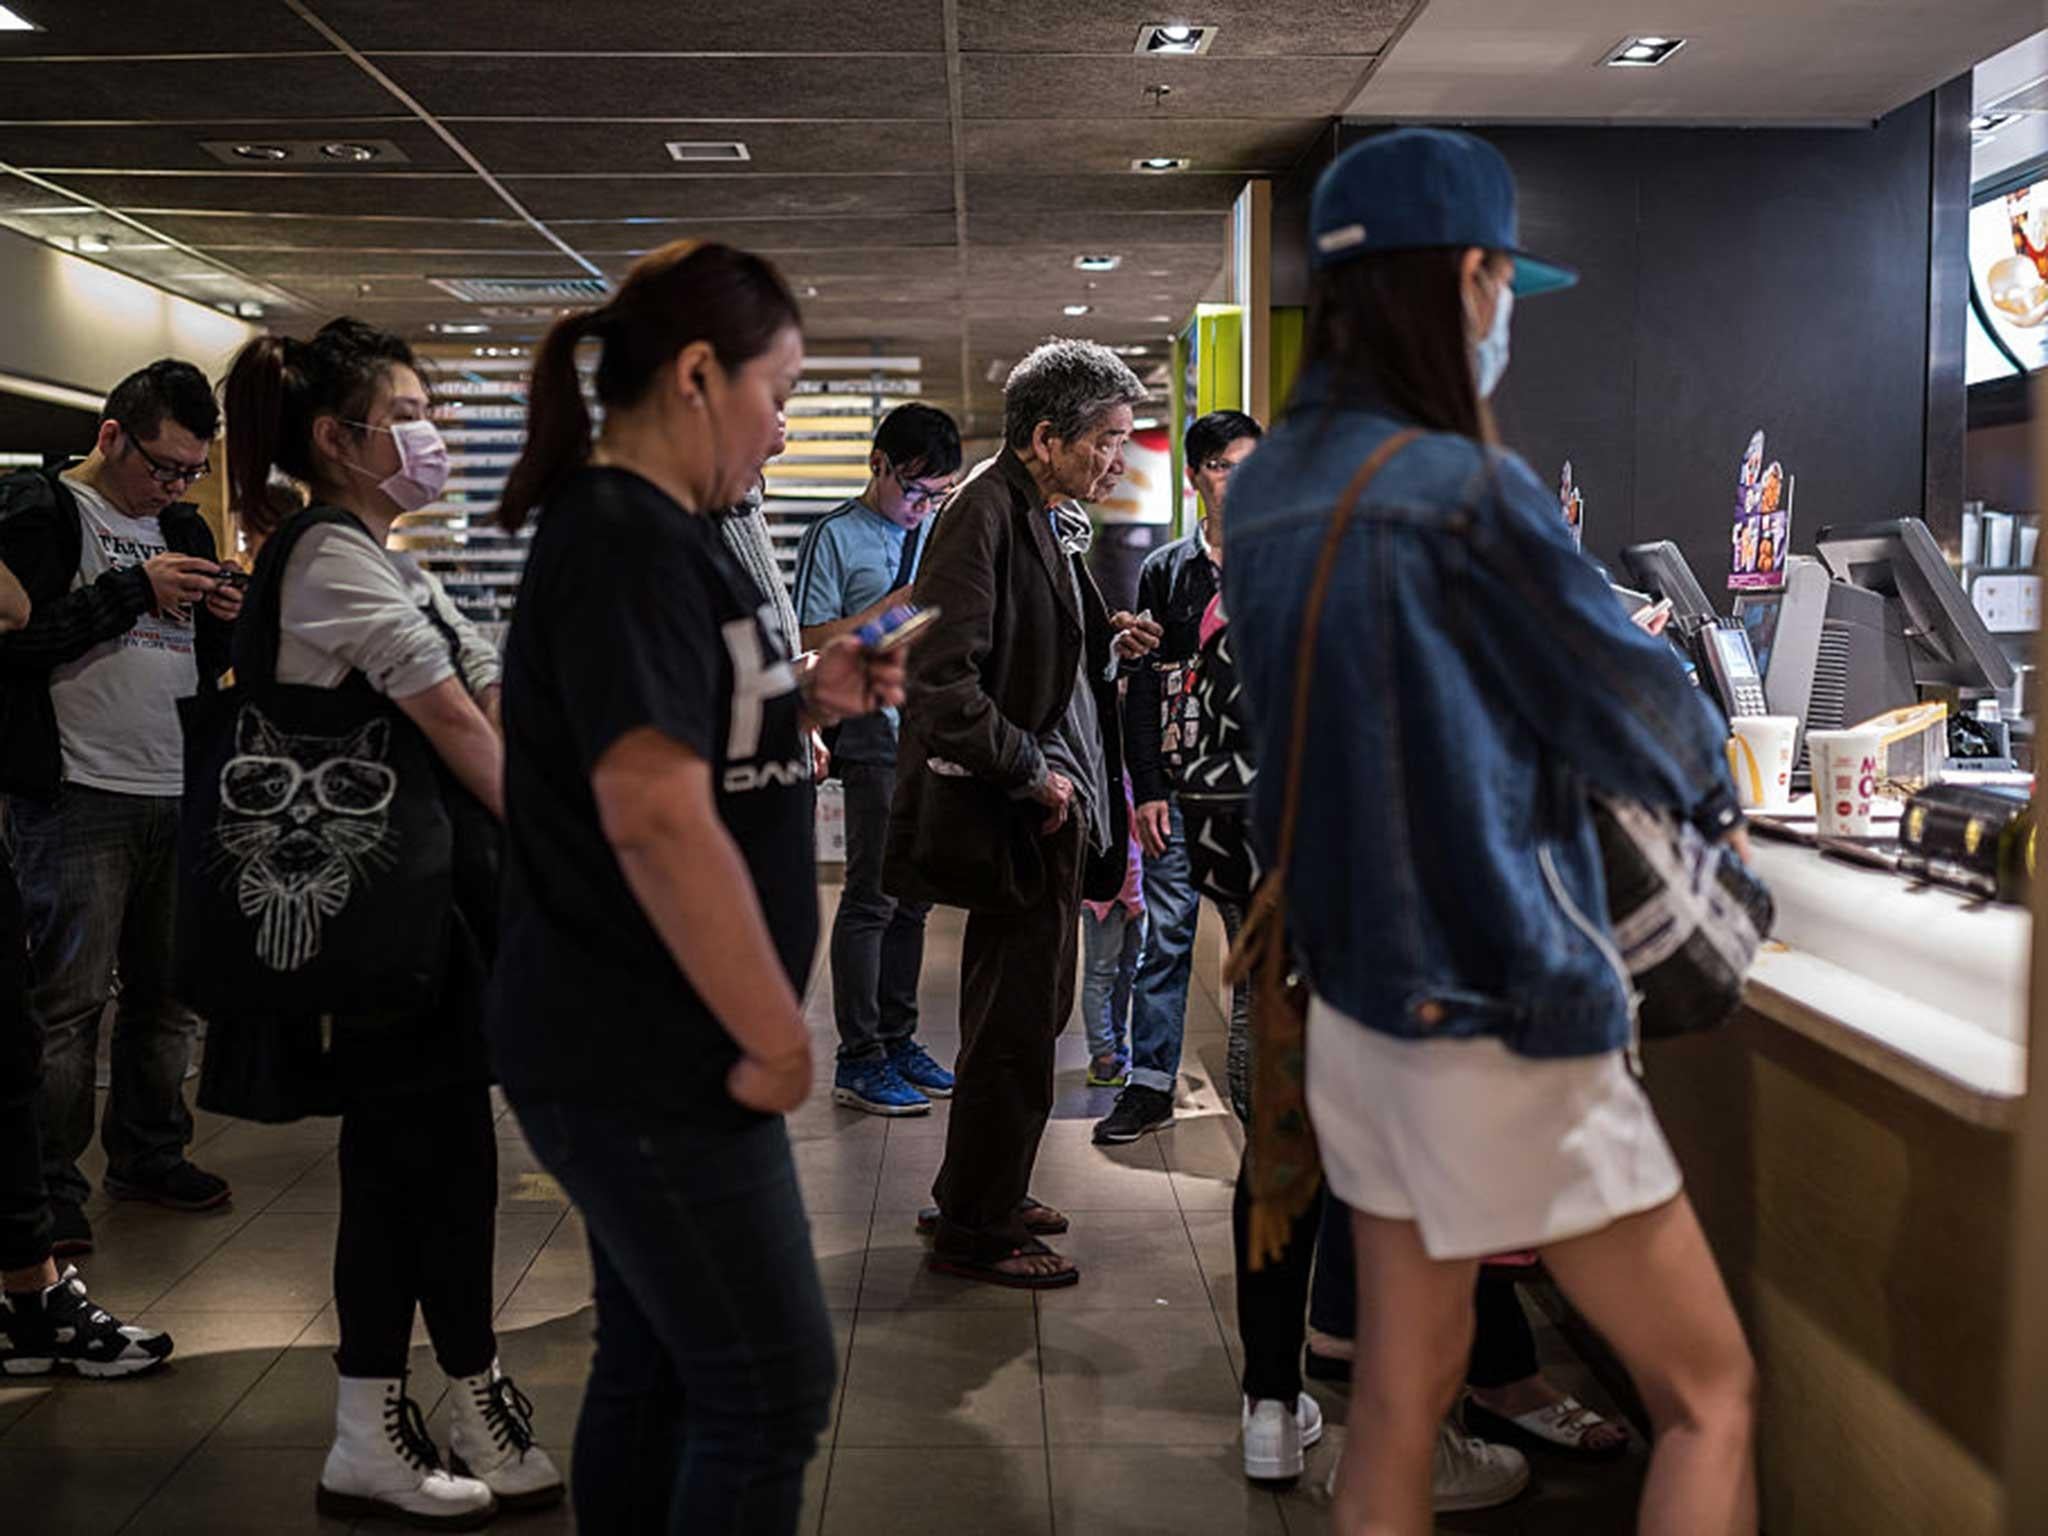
[[1297, 248, 1493, 445], [496, 240, 802, 532], [220, 317, 423, 538]]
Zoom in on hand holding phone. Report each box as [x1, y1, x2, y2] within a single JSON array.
[[857, 603, 941, 652]]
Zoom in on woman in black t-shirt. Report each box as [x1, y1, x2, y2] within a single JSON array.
[[489, 242, 904, 1536]]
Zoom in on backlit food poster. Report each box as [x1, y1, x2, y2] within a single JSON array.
[[1971, 178, 2048, 381], [1559, 460, 1583, 551], [1730, 429, 1791, 593]]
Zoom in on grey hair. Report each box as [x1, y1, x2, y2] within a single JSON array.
[[1002, 338, 1148, 452]]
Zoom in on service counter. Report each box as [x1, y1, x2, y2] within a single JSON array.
[[1643, 836, 2030, 1535]]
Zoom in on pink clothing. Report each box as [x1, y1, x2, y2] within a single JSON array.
[[1084, 774, 1146, 922]]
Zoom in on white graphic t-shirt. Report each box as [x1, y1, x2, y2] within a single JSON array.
[[47, 478, 198, 795]]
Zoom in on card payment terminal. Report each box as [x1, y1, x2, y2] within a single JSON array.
[[1692, 620, 1769, 721]]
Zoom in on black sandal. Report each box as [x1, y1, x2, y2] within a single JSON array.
[[928, 1234, 1081, 1291], [915, 1198, 1069, 1238]]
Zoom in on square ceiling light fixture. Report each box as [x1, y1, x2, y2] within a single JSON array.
[[0, 5, 41, 29], [1133, 156, 1192, 174], [1136, 23, 1216, 55], [666, 141, 750, 162], [1602, 36, 1687, 68], [1063, 304, 1093, 316], [1075, 254, 1123, 272]]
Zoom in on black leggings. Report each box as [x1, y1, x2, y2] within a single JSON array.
[[0, 847, 52, 1275], [334, 1081, 498, 1381]]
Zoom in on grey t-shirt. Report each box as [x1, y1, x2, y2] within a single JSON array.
[[47, 478, 197, 795]]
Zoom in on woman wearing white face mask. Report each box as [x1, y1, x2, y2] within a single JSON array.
[[216, 318, 561, 1529]]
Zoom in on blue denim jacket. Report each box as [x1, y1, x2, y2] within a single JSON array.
[[1222, 390, 1740, 1059]]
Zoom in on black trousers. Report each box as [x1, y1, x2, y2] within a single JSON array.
[[829, 762, 930, 1064], [931, 819, 1084, 1247], [333, 1080, 498, 1380], [1234, 1167, 1326, 1403], [0, 844, 51, 1274]]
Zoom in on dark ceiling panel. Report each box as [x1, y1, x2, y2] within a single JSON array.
[[961, 56, 1367, 118], [380, 55, 950, 122], [967, 173, 1247, 213], [962, 116, 1324, 174], [957, 0, 1411, 57], [453, 119, 953, 177], [0, 120, 460, 172], [768, 248, 960, 282], [0, 57, 396, 121], [507, 174, 956, 221], [36, 170, 510, 218], [230, 249, 579, 279], [968, 210, 1228, 247], [144, 212, 539, 249], [0, 0, 322, 57], [309, 0, 945, 54], [576, 219, 956, 256]]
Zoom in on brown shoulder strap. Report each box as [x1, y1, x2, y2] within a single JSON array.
[[1269, 429, 1424, 888]]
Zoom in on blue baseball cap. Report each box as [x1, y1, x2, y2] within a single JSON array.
[[1310, 128, 1578, 297]]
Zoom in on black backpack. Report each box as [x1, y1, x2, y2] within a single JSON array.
[[1179, 616, 1260, 907]]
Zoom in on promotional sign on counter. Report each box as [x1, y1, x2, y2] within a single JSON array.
[[1730, 428, 1793, 592], [1559, 460, 1584, 551]]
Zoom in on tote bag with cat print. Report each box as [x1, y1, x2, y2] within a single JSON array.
[[175, 507, 454, 1020]]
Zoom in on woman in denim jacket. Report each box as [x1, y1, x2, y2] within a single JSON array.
[[1224, 130, 1757, 1535]]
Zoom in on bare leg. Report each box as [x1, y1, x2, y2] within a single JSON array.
[[2, 1259, 58, 1292], [1541, 1194, 1757, 1536], [1333, 1209, 1479, 1536]]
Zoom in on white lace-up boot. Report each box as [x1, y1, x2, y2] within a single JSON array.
[[317, 1374, 496, 1530], [448, 1358, 565, 1511]]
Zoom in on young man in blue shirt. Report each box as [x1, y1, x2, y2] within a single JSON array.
[[794, 404, 963, 1114]]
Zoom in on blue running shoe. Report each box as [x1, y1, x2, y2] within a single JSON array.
[[888, 1039, 956, 1099], [833, 1058, 931, 1117]]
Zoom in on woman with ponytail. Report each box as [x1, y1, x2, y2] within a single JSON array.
[[213, 318, 561, 1529], [489, 241, 907, 1535]]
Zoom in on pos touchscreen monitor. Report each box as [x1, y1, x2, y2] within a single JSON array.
[[1815, 518, 2015, 692], [1619, 541, 1719, 631]]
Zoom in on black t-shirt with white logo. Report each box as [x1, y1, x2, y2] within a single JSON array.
[[489, 467, 815, 1126]]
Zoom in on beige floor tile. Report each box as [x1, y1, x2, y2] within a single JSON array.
[[493, 1211, 568, 1311], [151, 1212, 340, 1312], [501, 1209, 590, 1314], [811, 1211, 874, 1310], [123, 1445, 353, 1535], [836, 1308, 1043, 1448], [822, 1446, 1051, 1536], [799, 1131, 888, 1213], [210, 1331, 445, 1448], [1024, 1153, 1184, 1213], [0, 1445, 186, 1534], [486, 1306, 600, 1445], [54, 1202, 255, 1314], [855, 1212, 1035, 1313], [1186, 1209, 1239, 1318], [1160, 1114, 1244, 1212], [1031, 1209, 1211, 1312], [1041, 1308, 1242, 1447], [1050, 1445, 1290, 1534]]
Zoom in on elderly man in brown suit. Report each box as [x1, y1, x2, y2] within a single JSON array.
[[887, 339, 1162, 1288]]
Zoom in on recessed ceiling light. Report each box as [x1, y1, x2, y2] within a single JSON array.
[[320, 142, 379, 162], [0, 5, 41, 29], [1063, 304, 1093, 316], [429, 322, 490, 335], [75, 233, 110, 254], [232, 143, 290, 162], [1075, 254, 1122, 272], [237, 301, 265, 319], [1601, 35, 1687, 68], [666, 140, 751, 163], [1136, 23, 1215, 55], [1133, 156, 1192, 173]]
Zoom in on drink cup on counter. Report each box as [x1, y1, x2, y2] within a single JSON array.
[[1806, 728, 1887, 838], [1984, 510, 2016, 569], [1726, 715, 1799, 810]]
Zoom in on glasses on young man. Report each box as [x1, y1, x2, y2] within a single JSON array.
[[124, 427, 211, 489], [891, 462, 950, 509], [1199, 456, 1244, 478]]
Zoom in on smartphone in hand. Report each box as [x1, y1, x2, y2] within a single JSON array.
[[856, 603, 941, 652]]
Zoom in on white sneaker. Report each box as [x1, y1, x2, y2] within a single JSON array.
[[1242, 1393, 1326, 1481], [448, 1358, 566, 1511], [318, 1374, 496, 1530], [1322, 1419, 1530, 1513]]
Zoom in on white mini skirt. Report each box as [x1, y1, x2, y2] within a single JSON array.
[[1305, 997, 1683, 1262]]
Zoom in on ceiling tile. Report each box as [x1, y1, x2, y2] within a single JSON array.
[[576, 219, 956, 256], [0, 119, 461, 172], [380, 55, 951, 122], [144, 212, 538, 249], [30, 170, 510, 218], [0, 1, 322, 56], [0, 56, 396, 120], [960, 55, 1367, 118], [967, 172, 1246, 213], [769, 248, 961, 282], [229, 249, 579, 279], [967, 210, 1227, 247], [956, 0, 1412, 57], [453, 119, 953, 177], [507, 174, 955, 221], [962, 116, 1326, 174], [309, 0, 945, 54]]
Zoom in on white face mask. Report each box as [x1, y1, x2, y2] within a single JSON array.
[[344, 419, 450, 513], [1468, 279, 1514, 400]]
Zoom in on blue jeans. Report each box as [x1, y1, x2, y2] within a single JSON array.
[[1079, 903, 1144, 1062], [514, 1100, 837, 1535], [6, 787, 197, 1212], [1128, 801, 1198, 1094], [829, 762, 929, 1064]]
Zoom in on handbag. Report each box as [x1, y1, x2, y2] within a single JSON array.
[[1225, 429, 1420, 1269], [1591, 794, 1773, 1040], [175, 507, 455, 1021]]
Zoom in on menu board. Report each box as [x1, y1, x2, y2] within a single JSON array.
[[1972, 175, 2048, 380], [1729, 428, 1791, 593]]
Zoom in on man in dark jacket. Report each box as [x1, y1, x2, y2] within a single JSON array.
[[1095, 409, 1263, 1145], [0, 360, 242, 1254], [887, 339, 1161, 1288]]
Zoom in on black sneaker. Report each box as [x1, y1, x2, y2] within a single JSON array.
[[0, 1265, 174, 1379], [1092, 1084, 1175, 1145], [104, 1161, 231, 1212], [49, 1203, 93, 1258]]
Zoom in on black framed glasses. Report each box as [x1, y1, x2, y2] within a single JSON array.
[[1198, 456, 1244, 478], [124, 428, 211, 489], [891, 462, 950, 509]]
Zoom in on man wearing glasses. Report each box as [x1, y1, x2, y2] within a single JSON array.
[[793, 403, 963, 1116], [0, 360, 243, 1254], [1095, 409, 1264, 1145]]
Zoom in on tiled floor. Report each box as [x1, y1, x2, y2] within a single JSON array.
[[3, 896, 1646, 1533]]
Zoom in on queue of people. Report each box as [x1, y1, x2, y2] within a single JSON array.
[[0, 126, 1760, 1536]]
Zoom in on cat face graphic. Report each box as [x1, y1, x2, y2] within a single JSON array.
[[213, 707, 400, 973]]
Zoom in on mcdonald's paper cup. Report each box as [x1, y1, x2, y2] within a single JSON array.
[[1726, 715, 1799, 810], [1806, 728, 1887, 838]]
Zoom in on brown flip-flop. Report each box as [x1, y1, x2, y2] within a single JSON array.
[[915, 1198, 1069, 1237], [927, 1235, 1081, 1291]]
